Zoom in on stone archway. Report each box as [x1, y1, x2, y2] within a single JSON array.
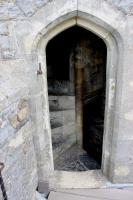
[[32, 10, 123, 191], [46, 26, 107, 171]]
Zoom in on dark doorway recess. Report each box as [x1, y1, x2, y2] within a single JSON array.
[[46, 26, 107, 171]]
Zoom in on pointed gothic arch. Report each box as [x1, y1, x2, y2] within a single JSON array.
[[31, 11, 123, 190]]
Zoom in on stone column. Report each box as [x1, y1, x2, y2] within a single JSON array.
[[75, 45, 84, 147]]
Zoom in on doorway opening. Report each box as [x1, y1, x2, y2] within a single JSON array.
[[46, 26, 107, 171]]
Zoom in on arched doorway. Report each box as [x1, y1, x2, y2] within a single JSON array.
[[33, 10, 121, 189], [46, 26, 107, 171]]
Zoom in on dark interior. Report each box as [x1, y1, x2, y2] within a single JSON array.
[[46, 26, 107, 170]]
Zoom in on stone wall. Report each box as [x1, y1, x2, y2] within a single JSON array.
[[0, 0, 133, 198], [0, 62, 38, 199], [0, 2, 38, 197]]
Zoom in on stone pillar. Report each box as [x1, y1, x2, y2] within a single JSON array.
[[75, 45, 84, 147]]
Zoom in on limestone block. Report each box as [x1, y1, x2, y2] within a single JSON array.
[[9, 114, 20, 129], [18, 98, 29, 109], [8, 131, 23, 148], [50, 111, 63, 128], [17, 107, 29, 122], [63, 110, 75, 125], [0, 92, 5, 104], [0, 34, 16, 59], [49, 96, 75, 111], [35, 0, 49, 8], [113, 140, 133, 164], [78, 0, 127, 35], [0, 118, 6, 129], [111, 162, 133, 183], [0, 22, 9, 35], [54, 0, 77, 15], [0, 1, 21, 20], [117, 115, 133, 140], [0, 118, 2, 127], [50, 110, 75, 129], [0, 35, 10, 49], [51, 126, 63, 136], [0, 2, 9, 20], [0, 119, 38, 199], [63, 123, 76, 138], [16, 0, 37, 17], [2, 49, 15, 59], [108, 0, 133, 15]]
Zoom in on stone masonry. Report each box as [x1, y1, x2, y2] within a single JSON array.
[[0, 0, 133, 199]]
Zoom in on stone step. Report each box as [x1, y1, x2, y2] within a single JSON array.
[[49, 95, 75, 111], [50, 110, 75, 129], [48, 191, 99, 200], [52, 133, 76, 161], [48, 189, 133, 200], [52, 123, 75, 138], [49, 170, 107, 189]]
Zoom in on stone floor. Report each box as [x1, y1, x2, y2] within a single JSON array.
[[48, 188, 133, 200], [54, 144, 100, 171]]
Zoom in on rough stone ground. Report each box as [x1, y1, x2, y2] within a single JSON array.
[[48, 188, 133, 200], [54, 144, 100, 171]]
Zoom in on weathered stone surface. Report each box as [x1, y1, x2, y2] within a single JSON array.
[[17, 107, 29, 122], [0, 0, 133, 198], [48, 189, 133, 200], [18, 98, 28, 109], [0, 117, 2, 127], [0, 119, 37, 200], [36, 191, 47, 200], [16, 0, 49, 16], [0, 1, 22, 20], [49, 96, 75, 111], [9, 114, 20, 129], [0, 22, 8, 35], [107, 0, 133, 15], [0, 62, 36, 199], [0, 0, 131, 23]]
